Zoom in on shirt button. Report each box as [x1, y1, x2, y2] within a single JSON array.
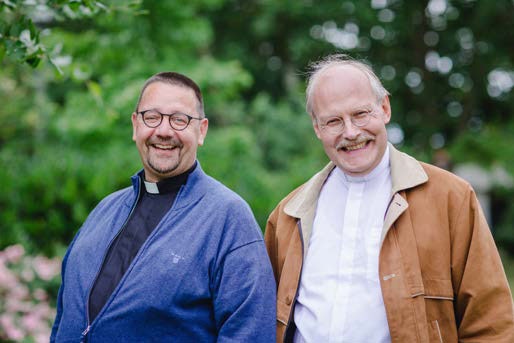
[[286, 295, 292, 305]]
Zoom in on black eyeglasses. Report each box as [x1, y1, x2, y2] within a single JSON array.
[[138, 110, 203, 131]]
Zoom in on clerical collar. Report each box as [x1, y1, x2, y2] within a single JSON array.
[[142, 161, 197, 194], [336, 145, 390, 183]]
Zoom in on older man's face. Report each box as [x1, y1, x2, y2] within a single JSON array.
[[132, 82, 208, 182], [312, 65, 391, 176]]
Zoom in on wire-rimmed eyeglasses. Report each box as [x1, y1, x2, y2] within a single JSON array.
[[137, 110, 204, 131], [318, 109, 377, 134]]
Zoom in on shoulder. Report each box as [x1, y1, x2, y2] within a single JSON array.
[[419, 162, 473, 198], [87, 186, 133, 219], [403, 159, 478, 221], [391, 145, 473, 200], [198, 172, 261, 230], [201, 173, 253, 210], [270, 184, 305, 218], [97, 186, 132, 207]]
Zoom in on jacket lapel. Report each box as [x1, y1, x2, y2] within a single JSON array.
[[381, 144, 428, 246], [283, 162, 335, 258]]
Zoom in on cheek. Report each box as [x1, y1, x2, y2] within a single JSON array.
[[135, 130, 152, 147], [322, 135, 339, 149]]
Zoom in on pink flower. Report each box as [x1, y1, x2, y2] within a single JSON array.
[[22, 313, 42, 331], [3, 244, 25, 263], [33, 288, 48, 302], [10, 284, 30, 300], [35, 331, 51, 343], [0, 262, 17, 289], [21, 267, 35, 282], [5, 326, 24, 340], [6, 298, 32, 313], [0, 245, 61, 342], [0, 314, 25, 340], [33, 256, 61, 281]]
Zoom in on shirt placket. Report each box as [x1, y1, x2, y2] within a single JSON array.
[[329, 182, 364, 342]]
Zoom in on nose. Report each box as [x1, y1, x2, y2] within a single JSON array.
[[154, 116, 176, 137], [341, 118, 360, 140]]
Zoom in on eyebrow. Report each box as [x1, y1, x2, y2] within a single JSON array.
[[349, 105, 373, 114], [323, 105, 373, 118]]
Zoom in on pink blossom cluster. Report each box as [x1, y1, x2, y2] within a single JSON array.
[[0, 244, 61, 343]]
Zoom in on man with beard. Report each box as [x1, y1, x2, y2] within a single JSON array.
[[265, 55, 513, 342], [51, 72, 276, 342]]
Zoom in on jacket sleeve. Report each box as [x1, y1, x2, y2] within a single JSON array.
[[212, 240, 276, 343], [451, 186, 514, 342], [264, 208, 280, 287], [50, 229, 81, 342]]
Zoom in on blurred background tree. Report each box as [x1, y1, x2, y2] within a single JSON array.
[[1, 0, 513, 258]]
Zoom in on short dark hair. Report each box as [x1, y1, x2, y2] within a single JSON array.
[[135, 72, 205, 117]]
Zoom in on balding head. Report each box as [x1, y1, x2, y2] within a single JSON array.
[[305, 54, 389, 118]]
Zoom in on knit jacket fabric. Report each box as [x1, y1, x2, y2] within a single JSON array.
[[51, 163, 276, 343]]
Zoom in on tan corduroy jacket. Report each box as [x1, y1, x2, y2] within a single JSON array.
[[265, 144, 514, 343]]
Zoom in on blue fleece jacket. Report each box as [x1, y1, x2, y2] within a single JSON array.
[[50, 163, 276, 342]]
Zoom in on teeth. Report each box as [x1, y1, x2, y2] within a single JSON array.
[[345, 142, 366, 151], [154, 144, 175, 150]]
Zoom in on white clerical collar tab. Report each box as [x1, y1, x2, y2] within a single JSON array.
[[143, 181, 160, 194]]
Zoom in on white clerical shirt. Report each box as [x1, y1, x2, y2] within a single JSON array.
[[293, 146, 392, 343]]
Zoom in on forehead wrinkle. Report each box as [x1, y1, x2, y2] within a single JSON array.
[[139, 82, 198, 114], [313, 70, 375, 119]]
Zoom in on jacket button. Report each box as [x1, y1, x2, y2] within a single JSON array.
[[286, 295, 292, 305]]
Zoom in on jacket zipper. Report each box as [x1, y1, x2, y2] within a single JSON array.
[[283, 219, 305, 343], [80, 325, 90, 343], [81, 181, 142, 342]]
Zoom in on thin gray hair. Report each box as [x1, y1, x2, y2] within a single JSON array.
[[305, 54, 390, 117]]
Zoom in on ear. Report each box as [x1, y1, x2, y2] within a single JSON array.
[[131, 112, 138, 141], [380, 95, 391, 124], [312, 115, 322, 140], [197, 118, 209, 146]]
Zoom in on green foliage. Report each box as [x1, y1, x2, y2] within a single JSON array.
[[0, 0, 143, 70], [0, 0, 513, 255]]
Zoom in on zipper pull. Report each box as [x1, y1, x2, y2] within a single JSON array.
[[81, 325, 90, 342]]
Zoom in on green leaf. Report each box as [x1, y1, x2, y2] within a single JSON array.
[[68, 2, 81, 12], [4, 39, 15, 55], [0, 43, 5, 62], [13, 41, 26, 60], [49, 57, 64, 75], [1, 0, 17, 10], [25, 55, 41, 67], [0, 20, 7, 35], [128, 0, 143, 9], [9, 21, 23, 37], [28, 19, 37, 39], [95, 1, 108, 11]]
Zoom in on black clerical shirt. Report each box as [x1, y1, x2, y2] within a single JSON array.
[[88, 163, 196, 322]]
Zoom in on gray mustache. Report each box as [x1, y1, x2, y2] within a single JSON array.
[[336, 135, 374, 149]]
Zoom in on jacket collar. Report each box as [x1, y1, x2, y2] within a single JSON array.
[[284, 143, 428, 219], [389, 143, 428, 195], [128, 161, 208, 209]]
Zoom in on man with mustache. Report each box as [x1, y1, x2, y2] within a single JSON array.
[[265, 55, 513, 342], [51, 72, 276, 342]]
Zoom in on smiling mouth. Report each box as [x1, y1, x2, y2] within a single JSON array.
[[152, 144, 178, 151], [340, 141, 370, 152]]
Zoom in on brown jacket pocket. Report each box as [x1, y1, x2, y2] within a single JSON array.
[[424, 279, 458, 342]]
